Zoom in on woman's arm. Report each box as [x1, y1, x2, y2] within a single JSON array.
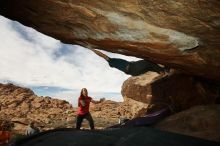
[[91, 99, 101, 104]]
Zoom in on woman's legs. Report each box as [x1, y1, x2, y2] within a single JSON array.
[[76, 115, 84, 130], [76, 113, 94, 130], [84, 112, 94, 130], [89, 49, 110, 61]]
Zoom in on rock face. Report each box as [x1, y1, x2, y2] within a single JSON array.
[[0, 0, 220, 82], [155, 105, 220, 142], [121, 72, 220, 115]]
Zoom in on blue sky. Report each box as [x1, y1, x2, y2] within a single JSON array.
[[0, 16, 139, 106]]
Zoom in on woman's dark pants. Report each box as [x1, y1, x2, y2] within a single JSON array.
[[76, 112, 94, 130]]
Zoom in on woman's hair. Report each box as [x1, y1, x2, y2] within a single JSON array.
[[80, 88, 88, 98]]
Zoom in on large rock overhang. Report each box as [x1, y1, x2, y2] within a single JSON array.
[[0, 0, 220, 83]]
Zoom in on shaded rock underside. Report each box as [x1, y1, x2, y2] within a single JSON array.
[[12, 127, 220, 146], [155, 105, 220, 142]]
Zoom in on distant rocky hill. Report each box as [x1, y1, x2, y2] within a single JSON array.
[[90, 100, 121, 128], [90, 100, 121, 119], [0, 83, 76, 133]]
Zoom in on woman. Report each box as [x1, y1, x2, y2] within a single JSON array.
[[76, 88, 99, 130], [89, 48, 168, 76]]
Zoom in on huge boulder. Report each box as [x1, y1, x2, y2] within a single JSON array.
[[121, 72, 220, 114], [0, 0, 220, 82]]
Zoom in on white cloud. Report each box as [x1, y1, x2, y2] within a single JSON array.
[[0, 16, 139, 100]]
